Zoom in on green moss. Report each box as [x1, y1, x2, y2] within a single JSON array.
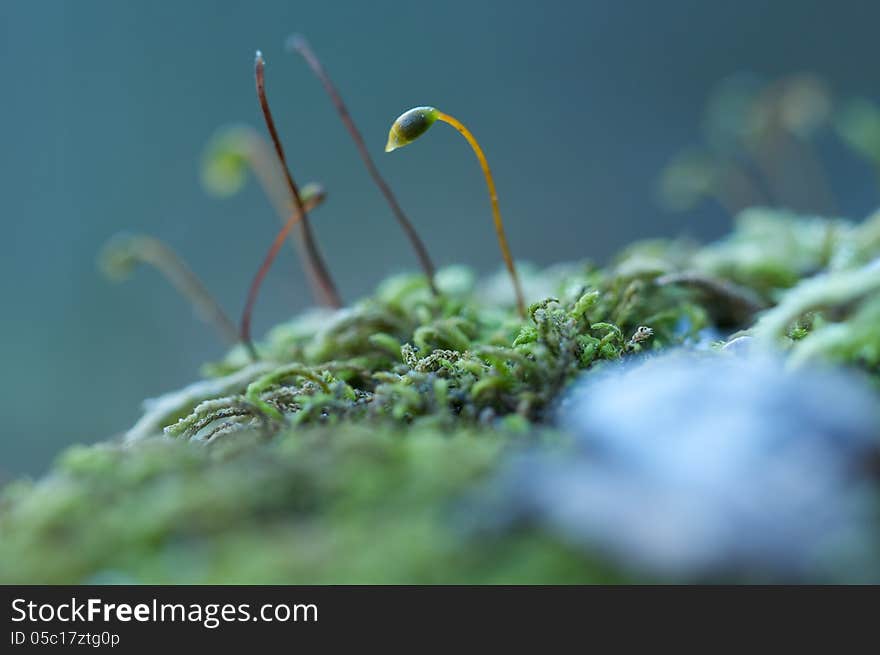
[[2, 207, 879, 583], [136, 253, 717, 445], [0, 425, 623, 584]]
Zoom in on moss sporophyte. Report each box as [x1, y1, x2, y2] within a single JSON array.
[[286, 35, 439, 296], [385, 107, 527, 318], [241, 50, 343, 360], [99, 234, 240, 347]]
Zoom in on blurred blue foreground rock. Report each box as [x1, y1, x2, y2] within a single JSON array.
[[488, 353, 880, 581]]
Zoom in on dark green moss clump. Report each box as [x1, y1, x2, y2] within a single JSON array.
[[2, 207, 879, 583], [156, 257, 706, 443]]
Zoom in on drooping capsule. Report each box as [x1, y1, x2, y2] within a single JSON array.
[[384, 104, 527, 317], [98, 232, 143, 281], [385, 106, 440, 152], [200, 125, 256, 197]]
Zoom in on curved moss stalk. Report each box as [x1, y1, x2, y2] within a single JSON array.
[[286, 35, 438, 295], [99, 234, 239, 347], [243, 51, 343, 359], [241, 209, 306, 361], [254, 51, 342, 310], [385, 106, 526, 317]]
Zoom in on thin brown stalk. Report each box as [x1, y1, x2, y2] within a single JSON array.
[[213, 126, 329, 267], [240, 210, 305, 361], [254, 50, 341, 309], [286, 35, 438, 295], [241, 51, 343, 359]]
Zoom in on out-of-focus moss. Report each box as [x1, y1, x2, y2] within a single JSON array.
[[0, 425, 622, 584], [694, 208, 845, 292]]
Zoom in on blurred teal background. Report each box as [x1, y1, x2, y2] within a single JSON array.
[[1, 0, 878, 477]]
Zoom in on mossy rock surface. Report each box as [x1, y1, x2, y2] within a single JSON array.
[[3, 208, 879, 583]]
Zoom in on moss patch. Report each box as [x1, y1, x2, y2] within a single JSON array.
[[2, 208, 879, 583]]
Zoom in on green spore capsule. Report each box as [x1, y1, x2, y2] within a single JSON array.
[[200, 126, 255, 197], [385, 107, 440, 152]]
